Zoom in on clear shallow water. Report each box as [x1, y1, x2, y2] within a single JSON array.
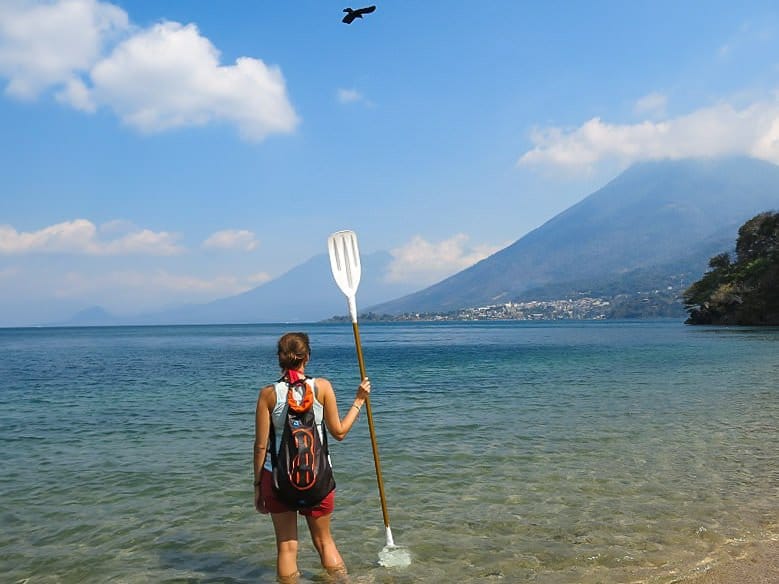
[[0, 321, 776, 583]]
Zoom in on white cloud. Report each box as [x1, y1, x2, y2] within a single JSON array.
[[336, 87, 375, 107], [385, 234, 503, 286], [634, 92, 667, 118], [0, 219, 183, 255], [102, 228, 183, 255], [202, 229, 258, 251], [57, 76, 94, 111], [337, 88, 362, 104], [87, 21, 298, 138], [518, 95, 779, 172], [247, 271, 271, 284], [0, 0, 127, 99], [0, 1, 298, 140]]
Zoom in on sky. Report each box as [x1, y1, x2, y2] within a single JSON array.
[[2, 0, 779, 326]]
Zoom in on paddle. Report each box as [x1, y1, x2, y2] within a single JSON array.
[[327, 230, 410, 567]]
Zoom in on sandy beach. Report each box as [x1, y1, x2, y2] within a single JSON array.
[[684, 539, 778, 584]]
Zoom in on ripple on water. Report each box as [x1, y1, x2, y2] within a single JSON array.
[[1, 322, 777, 583]]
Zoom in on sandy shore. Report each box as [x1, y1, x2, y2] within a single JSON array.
[[682, 539, 778, 584]]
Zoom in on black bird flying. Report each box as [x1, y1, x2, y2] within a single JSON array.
[[342, 5, 376, 24]]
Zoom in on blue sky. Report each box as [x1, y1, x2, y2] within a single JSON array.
[[1, 0, 779, 325]]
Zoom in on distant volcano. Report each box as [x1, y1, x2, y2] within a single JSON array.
[[115, 251, 418, 325], [56, 157, 779, 325], [370, 157, 779, 314]]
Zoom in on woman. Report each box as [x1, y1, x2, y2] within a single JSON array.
[[254, 332, 370, 582]]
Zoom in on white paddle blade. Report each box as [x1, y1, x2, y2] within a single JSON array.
[[328, 230, 362, 322], [379, 527, 411, 567], [328, 230, 362, 295]]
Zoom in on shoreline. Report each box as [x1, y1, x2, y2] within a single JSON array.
[[680, 539, 778, 584]]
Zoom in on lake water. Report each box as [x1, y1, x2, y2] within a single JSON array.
[[1, 321, 777, 583]]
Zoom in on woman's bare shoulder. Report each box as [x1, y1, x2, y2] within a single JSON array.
[[313, 377, 334, 395], [258, 384, 276, 403]]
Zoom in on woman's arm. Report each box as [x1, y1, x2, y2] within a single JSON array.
[[319, 377, 371, 441], [253, 385, 274, 512]]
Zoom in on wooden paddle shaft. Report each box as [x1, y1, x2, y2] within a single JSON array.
[[352, 321, 391, 530]]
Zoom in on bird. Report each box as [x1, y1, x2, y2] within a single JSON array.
[[342, 5, 376, 24]]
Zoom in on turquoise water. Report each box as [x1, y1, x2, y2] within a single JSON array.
[[1, 321, 777, 583]]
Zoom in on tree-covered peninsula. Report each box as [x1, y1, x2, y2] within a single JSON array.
[[684, 211, 779, 325]]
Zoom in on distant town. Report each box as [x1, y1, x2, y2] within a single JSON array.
[[394, 297, 612, 321], [337, 288, 686, 323]]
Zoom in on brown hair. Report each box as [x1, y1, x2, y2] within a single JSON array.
[[277, 332, 310, 370]]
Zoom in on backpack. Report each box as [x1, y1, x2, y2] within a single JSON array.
[[269, 376, 335, 509]]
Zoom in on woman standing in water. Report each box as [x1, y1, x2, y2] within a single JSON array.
[[254, 332, 370, 582]]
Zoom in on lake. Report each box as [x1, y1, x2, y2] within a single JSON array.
[[1, 320, 776, 583]]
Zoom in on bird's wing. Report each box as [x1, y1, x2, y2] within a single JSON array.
[[359, 5, 377, 14], [342, 14, 356, 24]]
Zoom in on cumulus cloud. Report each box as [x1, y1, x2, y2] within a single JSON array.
[[87, 21, 298, 138], [0, 1, 298, 140], [0, 0, 128, 99], [385, 234, 503, 286], [202, 229, 258, 251], [518, 95, 779, 172], [0, 219, 183, 255]]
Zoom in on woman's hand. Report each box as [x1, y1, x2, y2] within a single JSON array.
[[356, 377, 371, 402], [254, 483, 268, 514]]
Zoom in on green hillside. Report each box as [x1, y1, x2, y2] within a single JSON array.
[[684, 211, 779, 325]]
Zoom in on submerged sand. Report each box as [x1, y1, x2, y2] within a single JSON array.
[[683, 539, 778, 584]]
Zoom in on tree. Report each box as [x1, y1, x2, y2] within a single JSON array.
[[684, 211, 779, 325], [736, 212, 779, 263]]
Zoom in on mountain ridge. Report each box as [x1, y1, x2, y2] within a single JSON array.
[[370, 157, 779, 315], [52, 157, 779, 326], [53, 251, 417, 326]]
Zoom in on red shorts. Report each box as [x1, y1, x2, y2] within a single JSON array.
[[259, 469, 335, 518]]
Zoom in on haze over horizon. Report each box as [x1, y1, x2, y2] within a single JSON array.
[[2, 1, 779, 326]]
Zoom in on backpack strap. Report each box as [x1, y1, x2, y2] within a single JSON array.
[[311, 377, 318, 401], [268, 417, 277, 470], [267, 376, 315, 469], [310, 378, 330, 457], [267, 379, 290, 471]]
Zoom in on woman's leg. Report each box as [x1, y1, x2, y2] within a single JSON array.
[[305, 513, 346, 575], [271, 511, 300, 581]]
